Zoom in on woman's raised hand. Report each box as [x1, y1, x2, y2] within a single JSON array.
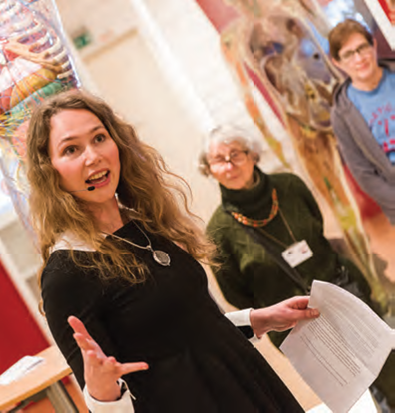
[[68, 316, 149, 401]]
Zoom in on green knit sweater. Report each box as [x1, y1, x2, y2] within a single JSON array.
[[207, 168, 371, 347]]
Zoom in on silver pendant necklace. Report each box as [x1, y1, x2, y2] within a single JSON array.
[[104, 222, 171, 266]]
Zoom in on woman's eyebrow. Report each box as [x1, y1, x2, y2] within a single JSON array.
[[57, 125, 105, 147]]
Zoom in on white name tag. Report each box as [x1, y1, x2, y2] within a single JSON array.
[[281, 240, 313, 268]]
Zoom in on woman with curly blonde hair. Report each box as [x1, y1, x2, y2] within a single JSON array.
[[26, 89, 318, 412]]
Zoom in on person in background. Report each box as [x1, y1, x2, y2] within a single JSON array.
[[330, 18, 395, 224], [200, 124, 395, 409], [26, 89, 320, 412]]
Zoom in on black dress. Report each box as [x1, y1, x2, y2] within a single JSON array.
[[41, 220, 303, 412]]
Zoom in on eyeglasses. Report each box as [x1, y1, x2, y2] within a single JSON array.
[[339, 42, 372, 63], [208, 150, 249, 168]]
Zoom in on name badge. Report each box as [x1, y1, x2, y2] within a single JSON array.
[[281, 240, 313, 268]]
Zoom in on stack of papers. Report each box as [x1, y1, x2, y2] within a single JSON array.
[[307, 390, 377, 412], [281, 280, 391, 413], [0, 356, 44, 385]]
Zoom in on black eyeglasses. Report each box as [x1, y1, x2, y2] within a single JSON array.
[[339, 42, 372, 63], [208, 150, 249, 168]]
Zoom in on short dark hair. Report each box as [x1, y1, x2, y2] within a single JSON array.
[[328, 19, 373, 61]]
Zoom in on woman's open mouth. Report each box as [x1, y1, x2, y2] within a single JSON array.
[[86, 170, 110, 185]]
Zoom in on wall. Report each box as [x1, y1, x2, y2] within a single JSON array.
[[0, 259, 48, 373]]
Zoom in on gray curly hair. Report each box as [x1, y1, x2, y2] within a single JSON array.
[[198, 124, 263, 176]]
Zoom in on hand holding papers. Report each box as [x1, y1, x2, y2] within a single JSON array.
[[281, 280, 393, 413]]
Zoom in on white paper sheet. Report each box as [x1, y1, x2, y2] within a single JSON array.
[[307, 390, 378, 413], [281, 280, 393, 413], [0, 355, 44, 385]]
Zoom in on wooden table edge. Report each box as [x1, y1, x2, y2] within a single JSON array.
[[0, 346, 72, 410]]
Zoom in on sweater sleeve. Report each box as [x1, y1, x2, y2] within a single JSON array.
[[331, 108, 395, 210], [207, 217, 255, 310], [213, 254, 255, 310]]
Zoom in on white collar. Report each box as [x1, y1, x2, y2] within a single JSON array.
[[50, 214, 134, 254], [50, 231, 97, 254]]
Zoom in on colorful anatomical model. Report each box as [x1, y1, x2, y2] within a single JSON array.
[[0, 0, 79, 230]]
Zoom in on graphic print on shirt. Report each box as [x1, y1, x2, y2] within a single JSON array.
[[368, 101, 395, 163], [348, 69, 395, 164]]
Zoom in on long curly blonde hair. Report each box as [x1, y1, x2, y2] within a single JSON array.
[[27, 89, 215, 289]]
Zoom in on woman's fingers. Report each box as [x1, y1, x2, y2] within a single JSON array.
[[73, 332, 101, 351], [68, 316, 94, 340], [85, 352, 148, 377], [69, 316, 106, 358], [281, 296, 320, 319], [286, 295, 310, 309], [98, 357, 148, 375], [72, 333, 93, 350], [121, 362, 149, 375], [86, 349, 107, 363]]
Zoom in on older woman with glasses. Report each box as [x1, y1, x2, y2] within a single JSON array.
[[199, 125, 379, 347]]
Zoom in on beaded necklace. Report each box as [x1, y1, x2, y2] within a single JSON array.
[[230, 188, 278, 227]]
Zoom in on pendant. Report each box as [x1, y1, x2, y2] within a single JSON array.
[[152, 250, 171, 266]]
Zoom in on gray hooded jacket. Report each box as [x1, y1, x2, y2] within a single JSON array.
[[331, 60, 395, 223]]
